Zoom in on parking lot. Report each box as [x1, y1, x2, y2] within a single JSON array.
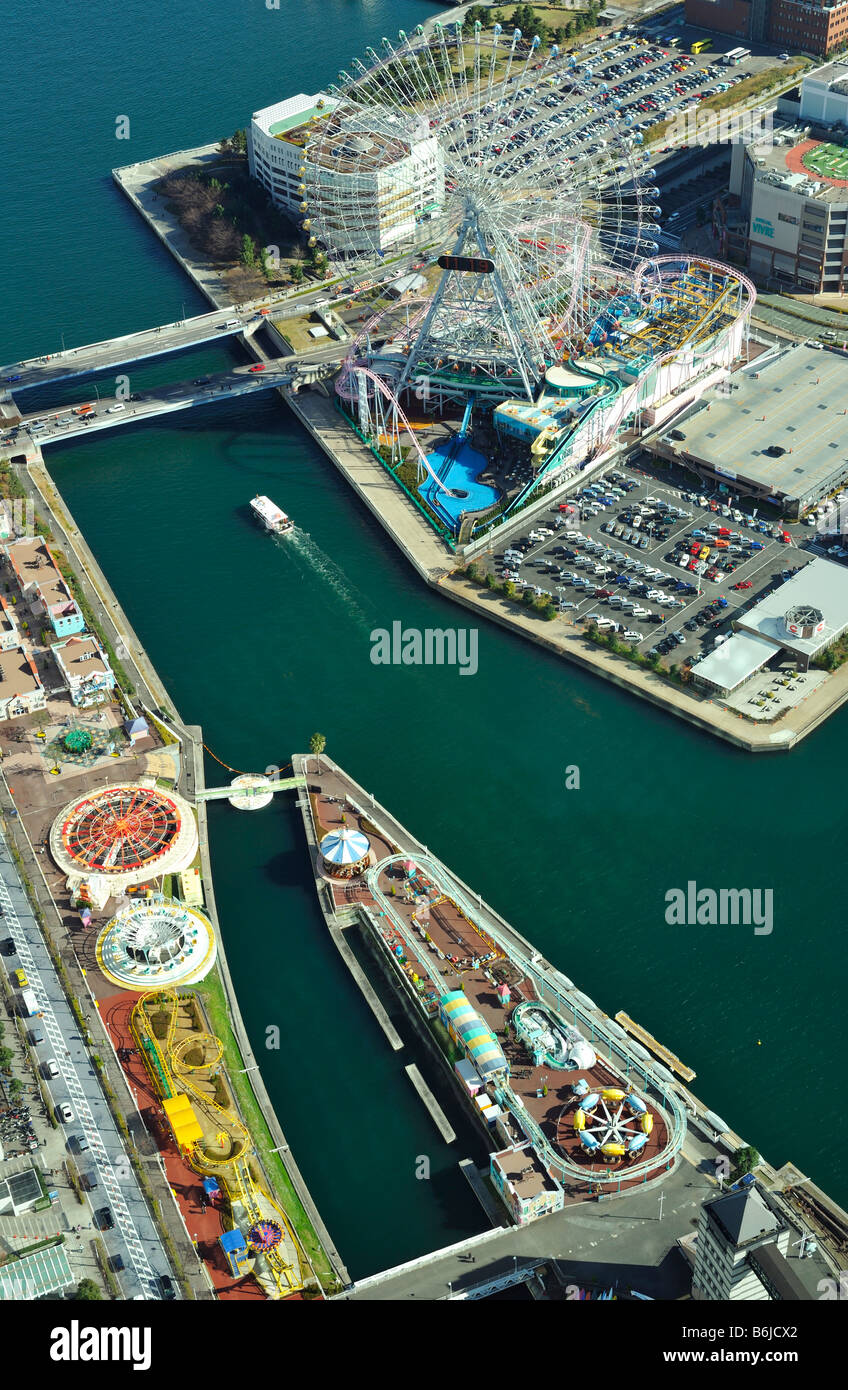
[[485, 454, 819, 672], [443, 23, 769, 251]]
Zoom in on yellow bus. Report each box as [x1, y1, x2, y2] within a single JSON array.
[[691, 38, 712, 54]]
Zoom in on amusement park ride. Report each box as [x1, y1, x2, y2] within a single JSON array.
[[301, 20, 755, 537], [131, 988, 304, 1299]]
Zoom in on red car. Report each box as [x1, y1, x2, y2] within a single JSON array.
[[249, 363, 266, 373], [690, 542, 701, 556], [733, 580, 753, 590]]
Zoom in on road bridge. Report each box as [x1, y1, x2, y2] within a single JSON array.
[[0, 307, 265, 394], [6, 350, 346, 447]]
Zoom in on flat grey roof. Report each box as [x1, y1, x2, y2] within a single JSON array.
[[664, 346, 848, 500], [736, 555, 848, 657], [691, 631, 776, 691]]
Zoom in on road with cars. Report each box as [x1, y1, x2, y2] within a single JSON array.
[[0, 835, 172, 1299], [488, 456, 815, 670]]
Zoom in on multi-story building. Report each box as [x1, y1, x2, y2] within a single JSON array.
[[51, 634, 116, 707], [248, 92, 444, 256], [0, 596, 20, 653], [691, 1183, 811, 1299], [729, 132, 848, 292], [0, 647, 46, 722], [3, 537, 85, 637], [490, 1142, 565, 1225], [685, 0, 848, 55], [799, 57, 848, 121]]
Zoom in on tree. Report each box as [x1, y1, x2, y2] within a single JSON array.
[[290, 261, 305, 285], [75, 1279, 103, 1301], [0, 1045, 13, 1070], [732, 1145, 760, 1178], [240, 233, 256, 268], [309, 732, 327, 759]]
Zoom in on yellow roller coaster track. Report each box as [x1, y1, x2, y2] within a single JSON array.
[[131, 988, 304, 1297]]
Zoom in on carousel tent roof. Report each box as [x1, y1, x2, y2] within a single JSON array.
[[320, 826, 370, 865]]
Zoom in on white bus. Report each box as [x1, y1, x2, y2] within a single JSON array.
[[724, 47, 751, 66]]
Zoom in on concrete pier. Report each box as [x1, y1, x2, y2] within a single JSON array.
[[330, 921, 404, 1052], [406, 1063, 456, 1143]]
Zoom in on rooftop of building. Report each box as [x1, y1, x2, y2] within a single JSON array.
[[51, 634, 111, 682], [0, 647, 42, 700], [803, 60, 848, 93], [690, 630, 777, 690], [706, 1185, 780, 1249], [492, 1143, 561, 1201], [736, 555, 848, 657], [251, 92, 336, 139], [3, 534, 77, 614], [663, 344, 848, 498], [747, 134, 848, 203]]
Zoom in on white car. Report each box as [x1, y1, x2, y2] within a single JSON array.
[[58, 1103, 74, 1123], [623, 630, 644, 641], [106, 403, 126, 413]]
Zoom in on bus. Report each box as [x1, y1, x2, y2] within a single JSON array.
[[724, 46, 751, 65], [691, 38, 713, 54]]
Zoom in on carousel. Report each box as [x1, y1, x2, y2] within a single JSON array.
[[319, 826, 371, 880]]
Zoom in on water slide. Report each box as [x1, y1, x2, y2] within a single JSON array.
[[458, 393, 475, 441]]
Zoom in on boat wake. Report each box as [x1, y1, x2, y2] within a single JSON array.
[[283, 527, 373, 628]]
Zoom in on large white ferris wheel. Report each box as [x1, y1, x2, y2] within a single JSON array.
[[303, 19, 661, 402]]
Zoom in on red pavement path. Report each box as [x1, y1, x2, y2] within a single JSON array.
[[100, 991, 266, 1300]]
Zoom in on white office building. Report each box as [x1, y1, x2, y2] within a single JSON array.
[[692, 1186, 790, 1300], [248, 93, 444, 256], [799, 61, 848, 125], [248, 93, 337, 217]]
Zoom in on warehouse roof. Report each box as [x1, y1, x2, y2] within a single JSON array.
[[690, 631, 776, 693], [662, 346, 848, 500], [736, 556, 848, 658]]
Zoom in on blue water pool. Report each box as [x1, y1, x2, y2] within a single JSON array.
[[421, 438, 500, 531]]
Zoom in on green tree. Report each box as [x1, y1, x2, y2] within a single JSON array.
[[240, 233, 256, 267], [732, 1145, 760, 1178], [0, 1045, 13, 1069], [290, 261, 305, 285], [75, 1279, 103, 1301], [309, 732, 327, 758]]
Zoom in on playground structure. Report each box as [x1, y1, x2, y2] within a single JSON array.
[[95, 895, 217, 991], [49, 782, 199, 907], [131, 988, 304, 1298]]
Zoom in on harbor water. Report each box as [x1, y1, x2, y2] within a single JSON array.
[[4, 0, 846, 1274]]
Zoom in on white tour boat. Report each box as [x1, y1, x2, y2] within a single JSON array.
[[250, 495, 294, 535]]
